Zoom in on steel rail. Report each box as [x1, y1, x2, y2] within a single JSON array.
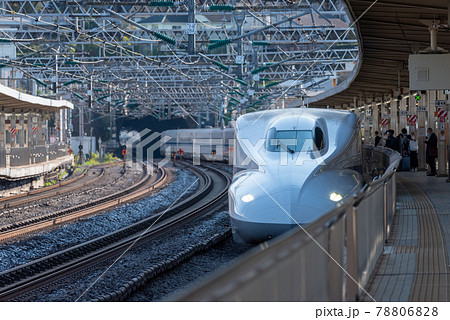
[[0, 161, 125, 209], [0, 163, 230, 302], [0, 163, 167, 242]]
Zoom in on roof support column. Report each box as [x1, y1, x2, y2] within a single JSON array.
[[352, 97, 360, 117], [59, 109, 64, 143], [19, 113, 25, 148], [28, 111, 33, 149], [380, 96, 388, 141], [398, 92, 407, 132], [436, 90, 447, 176], [391, 92, 399, 136], [409, 95, 417, 135], [417, 92, 427, 170], [44, 112, 49, 147], [427, 90, 437, 132], [10, 113, 16, 148], [372, 101, 379, 139], [37, 113, 44, 146], [0, 112, 5, 149], [363, 101, 370, 144]]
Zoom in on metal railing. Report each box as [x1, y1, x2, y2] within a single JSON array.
[[177, 146, 401, 301]]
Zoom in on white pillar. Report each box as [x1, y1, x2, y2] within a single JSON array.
[[399, 94, 407, 132], [391, 93, 399, 135], [37, 113, 44, 145], [0, 112, 5, 149], [364, 102, 370, 144], [27, 112, 33, 148], [372, 101, 379, 138], [19, 113, 25, 148], [417, 92, 427, 170], [427, 90, 437, 131], [410, 95, 417, 135], [59, 109, 64, 142], [437, 90, 447, 176], [10, 113, 16, 148]]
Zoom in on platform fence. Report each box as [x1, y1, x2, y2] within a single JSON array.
[[177, 146, 401, 301]]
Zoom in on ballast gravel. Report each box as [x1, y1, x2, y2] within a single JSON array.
[[0, 166, 198, 273]]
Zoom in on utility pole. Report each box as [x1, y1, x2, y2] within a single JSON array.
[[187, 0, 196, 55], [78, 103, 84, 165], [88, 76, 93, 160], [108, 85, 113, 142], [234, 7, 246, 116]]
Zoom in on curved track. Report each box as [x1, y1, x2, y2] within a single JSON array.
[[0, 162, 124, 209], [0, 163, 167, 242], [0, 163, 230, 301]]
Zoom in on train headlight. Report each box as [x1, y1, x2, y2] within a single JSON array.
[[241, 194, 254, 203], [329, 192, 343, 202]]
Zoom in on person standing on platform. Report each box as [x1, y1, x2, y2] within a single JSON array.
[[400, 128, 408, 153], [374, 131, 382, 147], [409, 133, 419, 171], [385, 130, 396, 150], [425, 127, 438, 176]]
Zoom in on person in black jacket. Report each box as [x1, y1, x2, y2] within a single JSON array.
[[425, 127, 438, 176], [385, 130, 396, 150], [374, 131, 382, 147]]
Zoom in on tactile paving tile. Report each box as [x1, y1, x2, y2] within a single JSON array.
[[362, 173, 450, 302]]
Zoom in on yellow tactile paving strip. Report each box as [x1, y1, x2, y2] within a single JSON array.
[[402, 176, 449, 301], [361, 174, 449, 301]]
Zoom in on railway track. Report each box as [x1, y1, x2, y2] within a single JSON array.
[[96, 229, 233, 302], [0, 163, 167, 242], [0, 163, 229, 301], [0, 161, 124, 209]]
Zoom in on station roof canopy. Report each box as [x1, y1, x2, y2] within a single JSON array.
[[0, 84, 73, 111], [291, 0, 450, 108]]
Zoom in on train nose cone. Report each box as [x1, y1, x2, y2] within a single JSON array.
[[230, 181, 305, 244]]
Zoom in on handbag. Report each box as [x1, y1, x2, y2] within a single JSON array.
[[430, 146, 438, 158]]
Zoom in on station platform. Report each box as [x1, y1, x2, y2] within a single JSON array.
[[362, 172, 450, 302], [0, 155, 72, 180]]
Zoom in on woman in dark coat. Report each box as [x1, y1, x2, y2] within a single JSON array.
[[425, 127, 438, 176]]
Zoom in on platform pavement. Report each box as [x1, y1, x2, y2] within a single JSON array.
[[361, 172, 450, 302]]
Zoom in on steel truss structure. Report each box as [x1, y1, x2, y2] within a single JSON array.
[[0, 0, 358, 124]]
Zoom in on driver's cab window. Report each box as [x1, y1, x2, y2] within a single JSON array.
[[314, 127, 324, 150]]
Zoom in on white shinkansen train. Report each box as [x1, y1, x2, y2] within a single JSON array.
[[229, 108, 363, 244], [160, 128, 234, 162]]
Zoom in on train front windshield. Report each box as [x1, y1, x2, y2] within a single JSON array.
[[266, 129, 316, 152]]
